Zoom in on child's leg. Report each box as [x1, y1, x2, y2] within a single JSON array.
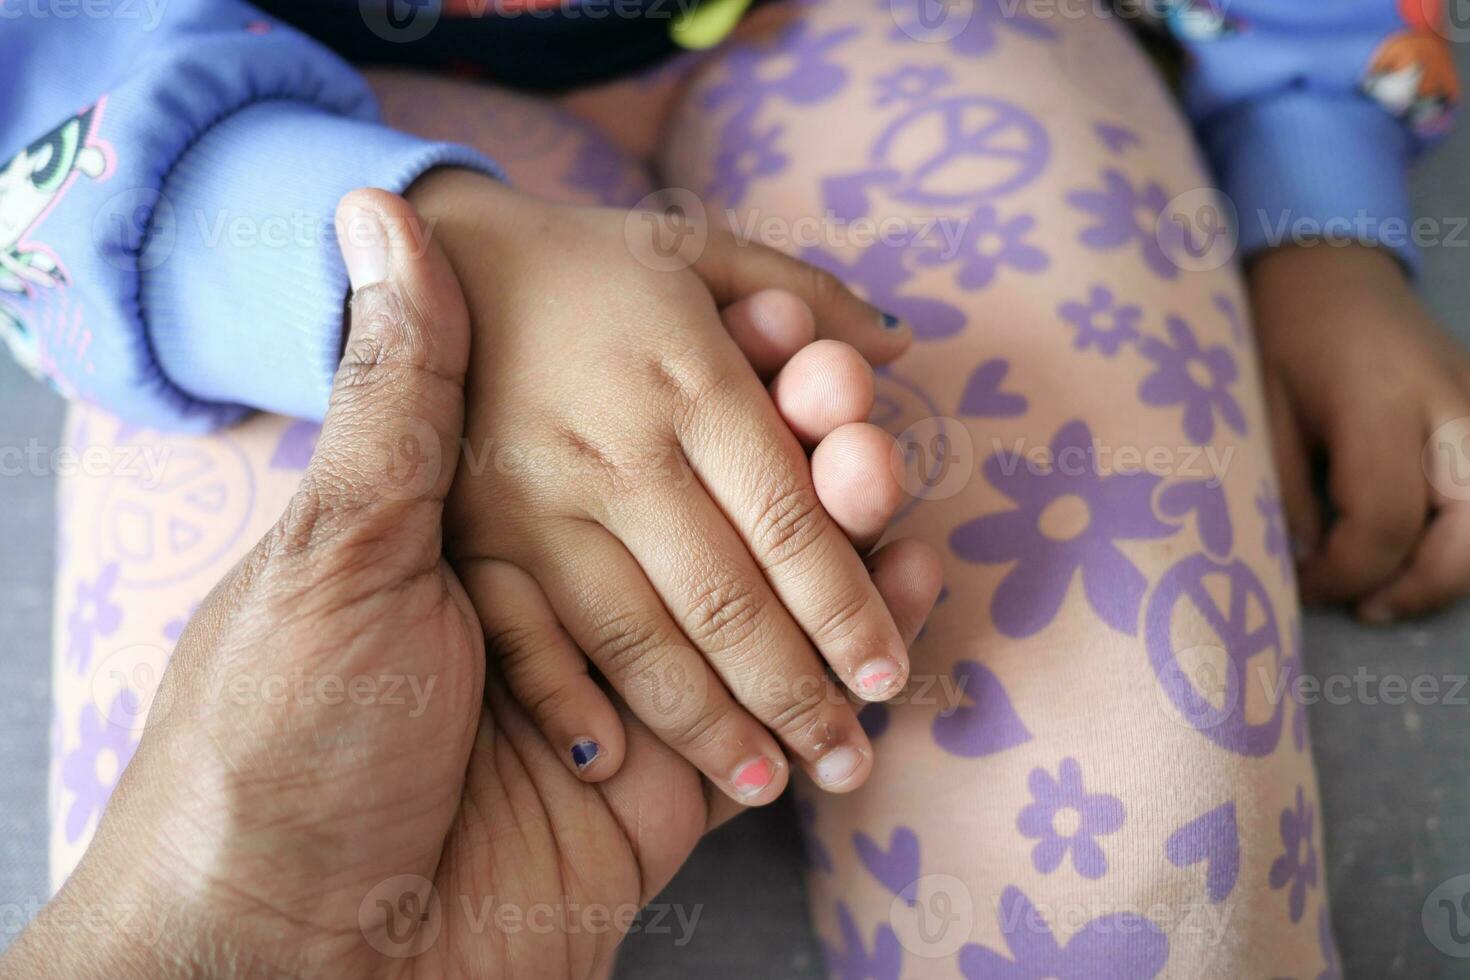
[[47, 78, 656, 886], [655, 3, 1331, 975]]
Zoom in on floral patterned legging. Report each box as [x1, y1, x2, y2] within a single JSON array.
[[50, 2, 1335, 975]]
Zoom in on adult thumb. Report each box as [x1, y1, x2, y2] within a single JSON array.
[[294, 189, 471, 560]]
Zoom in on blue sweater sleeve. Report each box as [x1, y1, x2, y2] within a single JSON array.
[[1161, 0, 1459, 273], [0, 0, 501, 431]]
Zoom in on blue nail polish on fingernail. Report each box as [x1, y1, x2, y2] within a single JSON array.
[[881, 312, 902, 331], [571, 738, 601, 771]]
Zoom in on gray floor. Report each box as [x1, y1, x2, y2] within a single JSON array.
[[5, 64, 1470, 980]]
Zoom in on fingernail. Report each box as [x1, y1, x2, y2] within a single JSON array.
[[338, 204, 390, 292], [815, 745, 863, 786], [732, 757, 776, 798], [570, 738, 601, 771], [880, 312, 904, 331], [855, 658, 903, 699]]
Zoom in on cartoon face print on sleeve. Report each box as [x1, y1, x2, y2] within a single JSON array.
[[1157, 0, 1242, 42], [0, 101, 115, 379], [1364, 0, 1461, 137]]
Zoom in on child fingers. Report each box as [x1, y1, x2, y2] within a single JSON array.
[[768, 339, 875, 447], [458, 559, 626, 782], [1357, 401, 1470, 622], [693, 232, 911, 365], [671, 343, 911, 706], [811, 422, 905, 551], [601, 480, 878, 793], [1298, 406, 1428, 604], [1357, 503, 1470, 624], [718, 288, 817, 380], [533, 523, 794, 806]]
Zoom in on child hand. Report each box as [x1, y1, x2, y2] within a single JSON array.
[[1251, 244, 1470, 623], [404, 170, 939, 803]]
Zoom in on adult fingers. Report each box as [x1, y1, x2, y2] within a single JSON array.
[[812, 423, 906, 552], [719, 288, 817, 380], [865, 538, 945, 646], [286, 189, 470, 573], [769, 339, 875, 447]]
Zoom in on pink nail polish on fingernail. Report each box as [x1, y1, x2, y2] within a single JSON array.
[[855, 658, 902, 699], [732, 757, 775, 798]]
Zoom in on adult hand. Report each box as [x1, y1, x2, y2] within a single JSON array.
[[2, 190, 935, 979]]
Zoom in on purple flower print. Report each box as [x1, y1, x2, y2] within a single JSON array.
[[823, 902, 902, 980], [1017, 758, 1124, 879], [958, 886, 1168, 979], [565, 128, 648, 208], [888, 0, 1057, 59], [1057, 285, 1142, 356], [1316, 906, 1343, 980], [874, 64, 952, 107], [803, 236, 969, 340], [1257, 483, 1293, 581], [707, 119, 789, 205], [1269, 786, 1319, 924], [1138, 315, 1246, 444], [915, 205, 1048, 290], [950, 420, 1177, 638], [66, 561, 122, 672], [61, 692, 141, 844], [1067, 168, 1179, 279], [703, 22, 859, 113]]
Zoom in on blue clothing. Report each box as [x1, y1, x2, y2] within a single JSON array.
[[1160, 0, 1457, 271], [0, 0, 1456, 430]]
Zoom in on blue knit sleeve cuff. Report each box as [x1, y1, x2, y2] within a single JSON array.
[[1204, 91, 1419, 276], [142, 100, 502, 422]]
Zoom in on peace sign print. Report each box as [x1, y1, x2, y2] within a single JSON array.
[[1145, 554, 1285, 757], [826, 96, 1050, 220], [96, 436, 256, 590]]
